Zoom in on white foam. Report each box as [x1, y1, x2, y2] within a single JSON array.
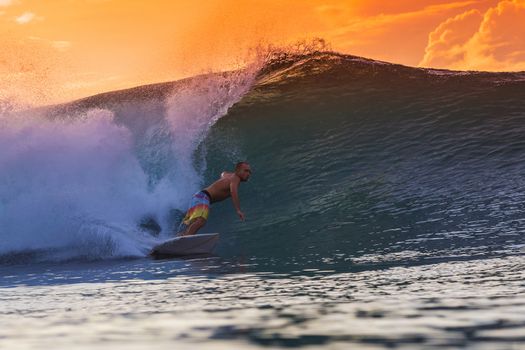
[[0, 109, 157, 258], [162, 66, 259, 202], [0, 65, 259, 261]]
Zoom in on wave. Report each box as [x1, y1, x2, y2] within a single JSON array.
[[1, 50, 525, 265]]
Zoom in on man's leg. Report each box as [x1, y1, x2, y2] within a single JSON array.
[[182, 217, 206, 236]]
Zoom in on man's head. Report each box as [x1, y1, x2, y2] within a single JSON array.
[[235, 161, 252, 182]]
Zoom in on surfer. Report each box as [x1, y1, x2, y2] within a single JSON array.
[[177, 161, 252, 236]]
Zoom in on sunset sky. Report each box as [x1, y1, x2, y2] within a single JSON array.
[[1, 0, 524, 105]]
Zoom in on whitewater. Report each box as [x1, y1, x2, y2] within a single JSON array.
[[1, 51, 525, 349], [0, 63, 258, 262]]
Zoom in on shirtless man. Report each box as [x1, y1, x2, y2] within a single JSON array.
[[177, 161, 252, 236]]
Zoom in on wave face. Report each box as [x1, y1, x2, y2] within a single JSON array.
[[202, 53, 525, 265], [1, 52, 525, 265]]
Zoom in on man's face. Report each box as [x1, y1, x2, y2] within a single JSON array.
[[238, 164, 252, 182]]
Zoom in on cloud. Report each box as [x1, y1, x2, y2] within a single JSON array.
[[326, 1, 478, 37], [15, 12, 35, 24], [312, 0, 481, 56], [419, 0, 525, 71], [424, 1, 481, 13], [0, 0, 13, 6], [419, 9, 483, 67]]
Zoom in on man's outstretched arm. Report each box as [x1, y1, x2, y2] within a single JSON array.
[[230, 176, 244, 221]]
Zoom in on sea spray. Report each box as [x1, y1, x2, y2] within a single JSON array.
[[0, 108, 158, 260], [163, 67, 261, 187], [0, 63, 261, 261]]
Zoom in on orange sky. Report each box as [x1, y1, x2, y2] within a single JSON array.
[[1, 0, 524, 105]]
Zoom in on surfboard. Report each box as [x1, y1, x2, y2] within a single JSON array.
[[150, 233, 219, 258]]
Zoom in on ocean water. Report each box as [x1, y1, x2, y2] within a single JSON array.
[[1, 51, 525, 349], [1, 255, 525, 349]]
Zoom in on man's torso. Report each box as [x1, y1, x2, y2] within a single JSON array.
[[204, 172, 235, 203]]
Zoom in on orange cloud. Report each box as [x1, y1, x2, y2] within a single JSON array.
[[315, 1, 484, 66], [420, 0, 525, 71], [333, 0, 479, 32], [1, 1, 524, 106], [419, 9, 483, 67], [15, 11, 35, 24]]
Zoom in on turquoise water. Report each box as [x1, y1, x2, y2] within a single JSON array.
[[1, 52, 525, 348]]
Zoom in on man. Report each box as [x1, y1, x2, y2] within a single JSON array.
[[177, 161, 252, 236]]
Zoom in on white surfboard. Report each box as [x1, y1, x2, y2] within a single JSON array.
[[150, 233, 220, 257]]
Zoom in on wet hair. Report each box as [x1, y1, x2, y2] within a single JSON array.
[[235, 161, 249, 171]]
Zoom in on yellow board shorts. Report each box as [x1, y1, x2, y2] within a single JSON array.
[[182, 191, 211, 225]]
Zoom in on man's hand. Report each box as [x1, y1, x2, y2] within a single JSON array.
[[237, 210, 245, 221]]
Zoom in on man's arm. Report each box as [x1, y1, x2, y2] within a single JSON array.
[[230, 176, 244, 221]]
